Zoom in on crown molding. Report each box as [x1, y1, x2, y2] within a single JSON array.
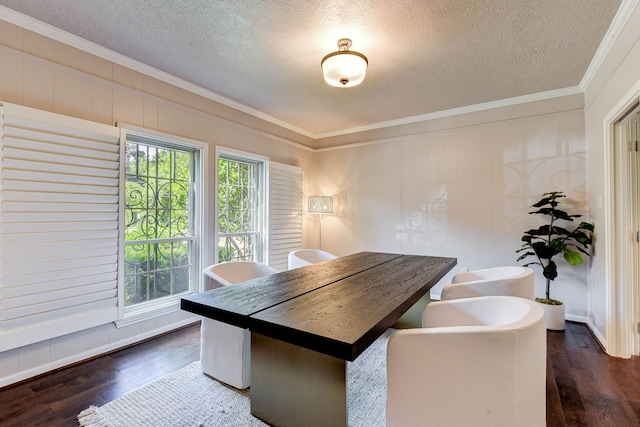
[[315, 86, 583, 139], [580, 0, 640, 91]]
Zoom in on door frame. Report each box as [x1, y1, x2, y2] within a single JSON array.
[[604, 95, 640, 358]]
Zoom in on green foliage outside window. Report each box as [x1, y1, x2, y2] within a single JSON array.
[[124, 142, 193, 306], [218, 157, 259, 263]]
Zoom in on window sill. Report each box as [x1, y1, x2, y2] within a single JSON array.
[[116, 294, 194, 328]]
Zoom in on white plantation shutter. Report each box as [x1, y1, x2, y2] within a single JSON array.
[[268, 162, 303, 271], [0, 102, 121, 352]]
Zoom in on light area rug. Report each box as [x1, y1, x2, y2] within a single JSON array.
[[78, 329, 392, 427]]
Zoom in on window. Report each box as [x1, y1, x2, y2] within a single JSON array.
[[122, 130, 204, 316], [216, 148, 303, 271], [0, 104, 207, 349], [217, 151, 266, 263]]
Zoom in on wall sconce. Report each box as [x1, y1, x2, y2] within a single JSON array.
[[308, 196, 333, 249], [321, 38, 368, 88]]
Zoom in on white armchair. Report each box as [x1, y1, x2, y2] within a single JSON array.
[[200, 261, 278, 389], [387, 296, 546, 427], [287, 249, 338, 269], [440, 266, 535, 300]]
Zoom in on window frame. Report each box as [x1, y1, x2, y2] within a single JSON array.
[[215, 146, 269, 265], [117, 124, 208, 325]]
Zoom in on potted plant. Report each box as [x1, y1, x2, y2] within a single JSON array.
[[516, 191, 594, 330]]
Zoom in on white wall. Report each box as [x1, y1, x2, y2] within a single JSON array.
[[0, 20, 315, 387], [583, 2, 640, 355], [315, 96, 589, 315]]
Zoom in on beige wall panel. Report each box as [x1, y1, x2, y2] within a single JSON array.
[[142, 96, 159, 130], [92, 82, 113, 125], [458, 125, 493, 182], [456, 109, 494, 128], [189, 91, 221, 114], [92, 56, 113, 82], [23, 60, 53, 111], [0, 348, 18, 379], [113, 63, 144, 92], [490, 102, 534, 123], [0, 19, 23, 50], [0, 51, 23, 103], [17, 340, 48, 371], [112, 87, 144, 127], [52, 69, 93, 120], [174, 89, 212, 114], [54, 42, 93, 76], [49, 329, 91, 361], [157, 102, 210, 143], [264, 141, 311, 168], [143, 75, 159, 96], [157, 79, 191, 106], [552, 93, 584, 112], [23, 30, 54, 62]]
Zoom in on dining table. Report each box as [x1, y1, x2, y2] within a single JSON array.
[[181, 251, 457, 427]]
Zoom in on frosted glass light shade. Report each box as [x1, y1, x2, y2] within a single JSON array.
[[321, 51, 368, 87], [308, 196, 333, 214]]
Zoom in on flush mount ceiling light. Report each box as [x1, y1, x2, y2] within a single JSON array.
[[321, 38, 368, 88]]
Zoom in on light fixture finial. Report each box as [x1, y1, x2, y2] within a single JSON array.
[[337, 38, 352, 51]]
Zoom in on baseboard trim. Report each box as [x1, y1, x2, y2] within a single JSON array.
[[566, 314, 588, 324], [586, 317, 609, 354], [0, 317, 200, 389]]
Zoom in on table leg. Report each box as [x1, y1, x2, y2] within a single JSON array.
[[250, 332, 347, 427], [392, 293, 431, 329]]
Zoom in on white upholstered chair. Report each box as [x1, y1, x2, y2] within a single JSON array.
[[440, 266, 535, 301], [287, 249, 338, 269], [201, 261, 278, 389], [387, 296, 546, 427]]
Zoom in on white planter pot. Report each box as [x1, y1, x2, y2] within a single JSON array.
[[537, 301, 565, 331]]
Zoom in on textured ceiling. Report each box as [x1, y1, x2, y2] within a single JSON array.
[[0, 0, 623, 137]]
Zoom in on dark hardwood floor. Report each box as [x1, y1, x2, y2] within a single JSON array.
[[546, 322, 640, 426], [0, 323, 201, 427], [1, 321, 639, 426]]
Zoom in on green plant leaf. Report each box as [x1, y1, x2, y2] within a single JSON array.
[[531, 198, 553, 208], [577, 221, 595, 232], [553, 210, 577, 222], [529, 207, 557, 216], [563, 248, 584, 266], [522, 261, 541, 268], [516, 251, 535, 261], [552, 226, 571, 235], [525, 225, 551, 236], [543, 261, 558, 280], [532, 241, 559, 259]]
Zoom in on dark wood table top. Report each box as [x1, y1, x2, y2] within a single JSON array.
[[181, 252, 456, 361]]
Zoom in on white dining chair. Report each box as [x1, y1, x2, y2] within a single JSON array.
[[287, 249, 338, 269], [440, 265, 535, 300], [387, 296, 546, 427], [200, 261, 278, 389]]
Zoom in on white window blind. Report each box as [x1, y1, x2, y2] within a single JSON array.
[[0, 102, 121, 352], [268, 162, 303, 271]]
